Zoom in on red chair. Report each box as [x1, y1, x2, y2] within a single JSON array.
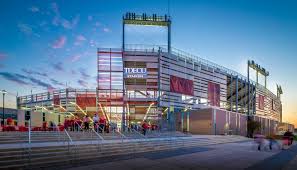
[[2, 126, 15, 131], [19, 126, 28, 132]]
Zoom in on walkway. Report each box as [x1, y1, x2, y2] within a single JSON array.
[[67, 140, 281, 170], [247, 143, 297, 170]]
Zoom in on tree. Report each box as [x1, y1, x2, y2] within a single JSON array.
[[247, 120, 261, 138]]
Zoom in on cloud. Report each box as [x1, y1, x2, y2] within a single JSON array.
[[0, 53, 7, 60], [51, 62, 64, 71], [60, 15, 80, 29], [29, 6, 39, 13], [50, 78, 65, 86], [18, 23, 33, 35], [0, 72, 30, 85], [0, 72, 56, 90], [17, 23, 40, 37], [50, 3, 80, 29], [70, 54, 81, 62], [89, 40, 96, 47], [78, 79, 88, 88], [0, 64, 4, 69], [52, 36, 66, 49], [22, 68, 48, 77], [79, 68, 90, 78], [103, 27, 111, 32], [74, 35, 87, 46], [28, 76, 54, 89], [76, 35, 86, 41]]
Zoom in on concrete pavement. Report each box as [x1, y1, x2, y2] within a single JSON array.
[[68, 140, 282, 170]]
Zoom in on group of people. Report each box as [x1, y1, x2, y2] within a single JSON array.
[[254, 129, 295, 151], [63, 116, 82, 131], [92, 113, 108, 133], [63, 113, 108, 133]]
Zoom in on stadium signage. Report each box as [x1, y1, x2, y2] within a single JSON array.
[[124, 68, 147, 78]]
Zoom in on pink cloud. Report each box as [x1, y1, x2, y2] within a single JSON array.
[[74, 35, 86, 46], [0, 53, 7, 60], [50, 3, 79, 30], [52, 36, 66, 49], [70, 55, 81, 62], [76, 35, 86, 41], [61, 19, 71, 29], [61, 15, 80, 29]]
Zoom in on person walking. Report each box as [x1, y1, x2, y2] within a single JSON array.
[[99, 116, 106, 133], [283, 129, 294, 149], [93, 113, 99, 132], [142, 121, 149, 136], [254, 133, 265, 151], [83, 115, 90, 131]]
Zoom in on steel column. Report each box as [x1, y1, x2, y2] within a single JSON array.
[[247, 61, 250, 116], [236, 76, 239, 113], [230, 75, 233, 112], [2, 93, 4, 126]]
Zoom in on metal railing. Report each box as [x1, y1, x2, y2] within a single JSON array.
[[124, 44, 261, 86]]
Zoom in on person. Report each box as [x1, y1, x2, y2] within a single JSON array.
[[267, 134, 280, 150], [93, 113, 99, 132], [42, 121, 47, 131], [83, 115, 90, 131], [99, 116, 106, 133], [64, 117, 69, 131], [254, 133, 265, 151], [73, 116, 79, 131], [142, 121, 149, 136], [283, 129, 294, 147]]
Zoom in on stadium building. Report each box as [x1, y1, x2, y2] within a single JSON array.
[[16, 13, 292, 135]]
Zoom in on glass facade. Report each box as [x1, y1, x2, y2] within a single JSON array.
[[98, 49, 124, 127]]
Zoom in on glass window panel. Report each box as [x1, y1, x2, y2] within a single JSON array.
[[98, 55, 110, 71], [111, 56, 123, 71]]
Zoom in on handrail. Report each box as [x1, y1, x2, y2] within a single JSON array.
[[74, 121, 83, 131], [91, 127, 104, 141], [109, 123, 127, 139], [64, 129, 73, 143], [95, 124, 105, 134], [124, 124, 146, 139]]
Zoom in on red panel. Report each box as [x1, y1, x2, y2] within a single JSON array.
[[53, 95, 60, 105], [170, 76, 194, 96], [259, 95, 265, 110], [76, 94, 96, 109], [208, 82, 220, 107]]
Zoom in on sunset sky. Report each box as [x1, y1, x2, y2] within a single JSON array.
[[0, 0, 296, 126]]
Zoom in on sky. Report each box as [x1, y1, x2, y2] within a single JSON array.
[[0, 0, 296, 126]]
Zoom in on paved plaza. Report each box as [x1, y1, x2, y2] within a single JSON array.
[[68, 140, 297, 170]]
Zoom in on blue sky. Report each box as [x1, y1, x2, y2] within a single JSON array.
[[0, 0, 296, 125]]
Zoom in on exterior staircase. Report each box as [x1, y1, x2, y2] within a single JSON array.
[[0, 131, 249, 169]]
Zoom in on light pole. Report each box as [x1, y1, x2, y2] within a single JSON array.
[[0, 90, 7, 127]]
